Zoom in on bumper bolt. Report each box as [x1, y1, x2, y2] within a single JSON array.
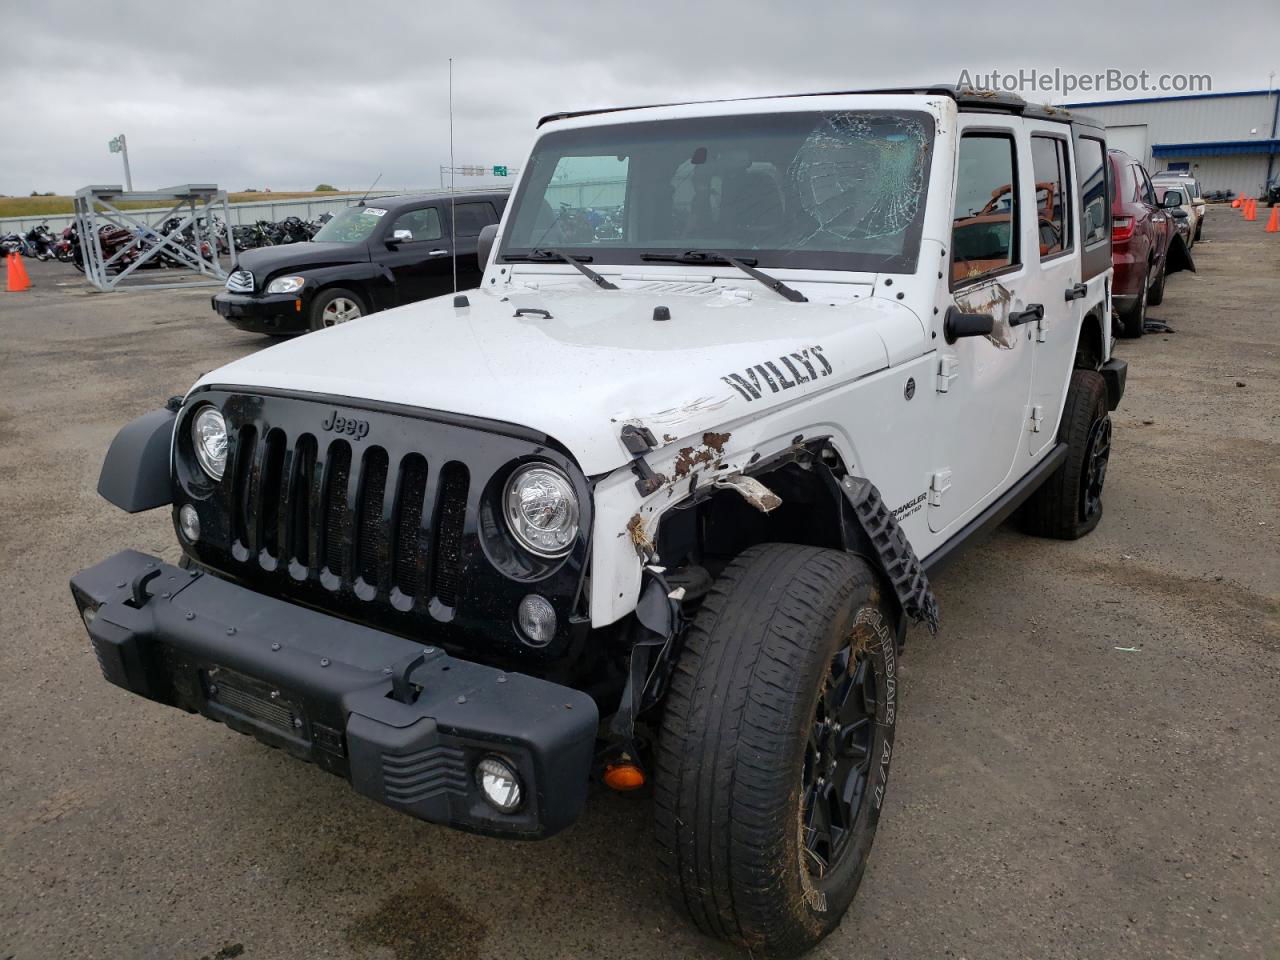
[[320, 657, 330, 667], [270, 642, 281, 651], [184, 611, 195, 621]]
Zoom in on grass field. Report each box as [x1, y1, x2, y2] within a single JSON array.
[[0, 191, 361, 218]]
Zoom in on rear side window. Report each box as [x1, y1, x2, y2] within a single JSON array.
[[452, 202, 499, 237], [951, 133, 1019, 286], [1077, 139, 1108, 247], [1136, 166, 1157, 206], [1031, 136, 1071, 257]]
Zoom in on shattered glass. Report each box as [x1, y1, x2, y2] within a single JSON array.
[[788, 113, 929, 248]]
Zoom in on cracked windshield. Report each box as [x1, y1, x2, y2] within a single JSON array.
[[502, 111, 935, 271]]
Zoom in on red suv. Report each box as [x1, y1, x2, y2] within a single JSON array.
[[1109, 149, 1193, 338]]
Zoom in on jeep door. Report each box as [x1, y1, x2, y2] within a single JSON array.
[[1024, 128, 1083, 458], [929, 118, 1037, 535], [378, 204, 451, 305]]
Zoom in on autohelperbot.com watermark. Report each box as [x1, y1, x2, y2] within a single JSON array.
[[957, 68, 1212, 99]]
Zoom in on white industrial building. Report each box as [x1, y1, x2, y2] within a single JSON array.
[[1065, 89, 1280, 195]]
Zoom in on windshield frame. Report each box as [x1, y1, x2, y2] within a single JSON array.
[[499, 109, 937, 275]]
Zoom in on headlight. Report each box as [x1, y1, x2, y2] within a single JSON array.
[[504, 464, 579, 557], [192, 407, 228, 480], [266, 275, 306, 294]]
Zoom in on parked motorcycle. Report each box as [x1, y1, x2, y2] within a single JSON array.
[[22, 223, 59, 261]]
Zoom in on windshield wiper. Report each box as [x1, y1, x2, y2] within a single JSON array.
[[502, 248, 618, 290], [639, 250, 807, 303]]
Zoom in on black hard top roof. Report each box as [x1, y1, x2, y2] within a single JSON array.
[[355, 187, 511, 209], [539, 84, 1101, 132]]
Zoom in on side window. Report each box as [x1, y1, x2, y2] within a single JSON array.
[[951, 133, 1019, 286], [390, 207, 442, 242], [1077, 138, 1107, 248], [1137, 167, 1157, 206], [1031, 135, 1071, 257], [452, 202, 499, 238]]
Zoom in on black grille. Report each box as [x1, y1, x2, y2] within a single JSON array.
[[227, 428, 470, 609], [431, 463, 469, 608], [392, 455, 429, 597], [322, 441, 352, 576]]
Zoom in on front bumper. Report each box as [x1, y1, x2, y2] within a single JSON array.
[[211, 291, 308, 335], [70, 550, 598, 840]]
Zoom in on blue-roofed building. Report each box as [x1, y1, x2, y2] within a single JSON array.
[[1064, 89, 1280, 196]]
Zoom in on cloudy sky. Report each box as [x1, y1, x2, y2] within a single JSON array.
[[2, 0, 1277, 196]]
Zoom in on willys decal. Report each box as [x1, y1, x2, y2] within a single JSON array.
[[721, 345, 832, 402]]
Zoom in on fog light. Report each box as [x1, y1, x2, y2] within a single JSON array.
[[476, 756, 522, 812], [517, 594, 556, 646], [179, 504, 201, 542]]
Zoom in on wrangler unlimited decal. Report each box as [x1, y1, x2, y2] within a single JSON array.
[[721, 345, 832, 401]]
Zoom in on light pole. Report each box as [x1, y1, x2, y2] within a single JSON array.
[[108, 134, 133, 192]]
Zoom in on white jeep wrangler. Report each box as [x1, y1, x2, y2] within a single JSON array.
[[73, 86, 1123, 957]]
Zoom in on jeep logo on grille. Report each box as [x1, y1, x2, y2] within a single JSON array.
[[321, 409, 370, 440]]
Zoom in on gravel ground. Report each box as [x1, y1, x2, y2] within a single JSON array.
[[1, 209, 1276, 960]]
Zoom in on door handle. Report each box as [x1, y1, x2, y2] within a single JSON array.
[[427, 248, 448, 256], [1064, 283, 1087, 301], [1008, 304, 1044, 327]]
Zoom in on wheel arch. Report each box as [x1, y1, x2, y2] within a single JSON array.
[[650, 439, 934, 639], [1075, 306, 1106, 369]]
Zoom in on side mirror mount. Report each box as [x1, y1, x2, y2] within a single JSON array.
[[477, 223, 498, 271], [943, 306, 995, 344]]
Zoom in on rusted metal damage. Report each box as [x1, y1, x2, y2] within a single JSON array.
[[673, 431, 732, 478], [627, 514, 654, 557]]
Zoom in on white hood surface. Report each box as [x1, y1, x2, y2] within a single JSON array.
[[195, 281, 925, 475]]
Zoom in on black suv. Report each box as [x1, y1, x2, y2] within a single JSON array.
[[212, 190, 509, 336]]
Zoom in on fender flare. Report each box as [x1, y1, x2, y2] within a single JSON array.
[[819, 466, 940, 637], [97, 400, 179, 513]]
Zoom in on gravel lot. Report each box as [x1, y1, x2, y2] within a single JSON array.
[[1, 209, 1276, 960]]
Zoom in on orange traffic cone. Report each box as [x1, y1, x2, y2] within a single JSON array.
[[1246, 198, 1258, 221], [5, 251, 31, 292], [1266, 205, 1279, 233], [1232, 197, 1242, 208]]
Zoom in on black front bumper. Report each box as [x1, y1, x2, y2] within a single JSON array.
[[70, 550, 598, 840], [211, 291, 308, 335]]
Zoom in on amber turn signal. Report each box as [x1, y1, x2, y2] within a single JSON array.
[[603, 763, 646, 791]]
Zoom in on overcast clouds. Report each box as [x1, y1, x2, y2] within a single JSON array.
[[2, 0, 1277, 196]]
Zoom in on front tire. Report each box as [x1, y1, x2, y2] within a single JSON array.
[[655, 544, 899, 958], [1018, 369, 1111, 540], [308, 287, 366, 331]]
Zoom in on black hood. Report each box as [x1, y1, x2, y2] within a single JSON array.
[[236, 241, 370, 278]]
